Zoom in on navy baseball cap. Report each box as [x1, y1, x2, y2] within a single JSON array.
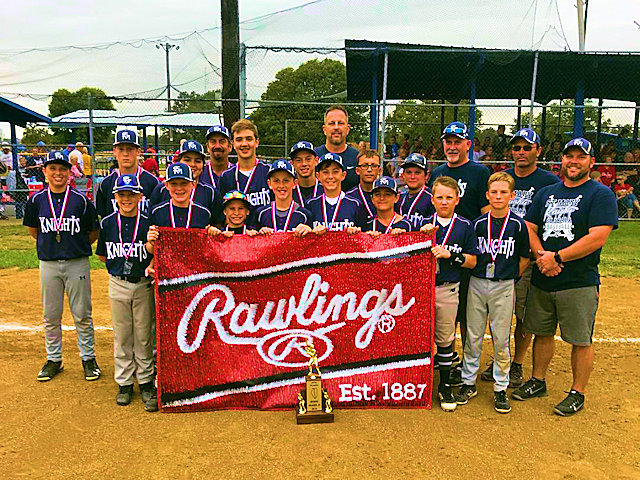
[[205, 125, 230, 140], [289, 141, 316, 158], [268, 159, 296, 178], [403, 153, 427, 171], [441, 122, 469, 140], [114, 129, 140, 147], [178, 139, 205, 158], [372, 176, 399, 194], [222, 190, 251, 208], [37, 140, 46, 147], [112, 174, 142, 194], [316, 152, 345, 171], [44, 151, 71, 167], [510, 128, 541, 145], [563, 137, 593, 156], [166, 162, 193, 182]]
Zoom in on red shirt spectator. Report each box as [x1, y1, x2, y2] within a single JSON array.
[[142, 147, 159, 176], [596, 155, 616, 187]]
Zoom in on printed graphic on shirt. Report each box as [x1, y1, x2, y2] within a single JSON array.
[[542, 195, 582, 242]]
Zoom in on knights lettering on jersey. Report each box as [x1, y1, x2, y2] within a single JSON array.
[[104, 241, 149, 263], [307, 193, 363, 231], [396, 188, 434, 230], [219, 162, 272, 210]]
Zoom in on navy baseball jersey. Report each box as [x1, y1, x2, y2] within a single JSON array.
[[346, 185, 375, 222], [96, 212, 152, 277], [149, 180, 223, 226], [293, 182, 324, 209], [307, 193, 365, 231], [314, 144, 359, 192], [504, 167, 561, 218], [432, 214, 479, 285], [254, 203, 313, 231], [395, 187, 435, 231], [23, 187, 98, 261], [362, 216, 412, 233], [96, 168, 159, 219], [199, 163, 221, 190], [429, 161, 491, 221], [471, 212, 530, 281], [525, 179, 618, 291], [218, 162, 271, 210], [149, 201, 212, 229]]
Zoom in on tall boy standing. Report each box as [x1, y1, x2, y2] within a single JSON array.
[[289, 141, 323, 207]]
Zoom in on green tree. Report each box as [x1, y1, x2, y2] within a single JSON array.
[[48, 87, 116, 148], [249, 59, 368, 158], [169, 89, 222, 142], [20, 126, 58, 148]]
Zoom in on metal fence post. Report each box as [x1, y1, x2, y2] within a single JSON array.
[[369, 49, 379, 150], [240, 42, 247, 119], [87, 93, 95, 199], [633, 103, 639, 147], [469, 81, 476, 158], [529, 51, 539, 128], [284, 119, 289, 157], [574, 80, 585, 137], [379, 48, 389, 158]]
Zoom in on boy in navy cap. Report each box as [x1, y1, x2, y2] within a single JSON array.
[[363, 176, 412, 236], [96, 174, 155, 408], [149, 139, 223, 225], [211, 191, 258, 236], [397, 153, 435, 230], [202, 125, 232, 188], [23, 151, 101, 382], [289, 141, 323, 207], [96, 129, 160, 219], [307, 152, 364, 234], [254, 160, 313, 236], [346, 149, 381, 224], [456, 172, 530, 414]]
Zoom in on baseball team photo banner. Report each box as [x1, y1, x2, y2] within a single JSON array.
[[155, 230, 436, 412]]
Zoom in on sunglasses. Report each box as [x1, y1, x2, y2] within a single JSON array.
[[357, 164, 380, 170], [512, 145, 534, 152]]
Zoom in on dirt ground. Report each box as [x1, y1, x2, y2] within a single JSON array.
[[0, 268, 638, 479]]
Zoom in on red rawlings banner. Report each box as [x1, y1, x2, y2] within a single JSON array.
[[155, 230, 435, 412]]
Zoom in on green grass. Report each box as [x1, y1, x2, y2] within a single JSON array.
[[0, 218, 637, 276]]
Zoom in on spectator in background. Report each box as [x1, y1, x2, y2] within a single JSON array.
[[402, 133, 410, 152], [600, 139, 616, 161], [589, 171, 603, 183], [472, 141, 485, 162], [357, 140, 368, 153], [492, 125, 509, 160], [25, 147, 46, 183], [622, 151, 634, 165], [595, 154, 616, 187], [388, 135, 400, 158], [411, 135, 424, 154], [387, 146, 408, 179], [0, 142, 12, 186], [68, 151, 84, 189], [614, 174, 640, 218], [545, 140, 563, 163], [69, 143, 84, 171], [141, 147, 159, 177], [79, 144, 92, 176]]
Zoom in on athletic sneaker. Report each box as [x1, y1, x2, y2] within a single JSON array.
[[145, 386, 159, 412], [37, 360, 63, 381], [438, 385, 457, 412], [509, 363, 524, 388], [116, 385, 133, 406], [449, 366, 463, 387], [494, 390, 511, 413], [480, 362, 494, 382], [511, 377, 547, 401], [553, 390, 585, 416], [82, 358, 101, 381], [455, 384, 477, 405], [140, 382, 154, 403]]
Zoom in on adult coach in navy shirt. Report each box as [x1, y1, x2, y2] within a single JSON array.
[[24, 151, 101, 382], [96, 129, 159, 219], [201, 125, 232, 189], [513, 137, 618, 417], [315, 105, 360, 192]]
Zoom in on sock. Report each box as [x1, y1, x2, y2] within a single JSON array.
[[436, 344, 454, 387]]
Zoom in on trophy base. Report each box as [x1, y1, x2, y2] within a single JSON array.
[[296, 410, 334, 424]]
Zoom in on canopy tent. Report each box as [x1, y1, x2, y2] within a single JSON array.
[[0, 96, 51, 168], [50, 110, 222, 129]]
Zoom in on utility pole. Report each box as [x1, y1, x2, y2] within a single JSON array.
[[577, 0, 586, 51], [156, 42, 180, 111], [221, 0, 241, 128]]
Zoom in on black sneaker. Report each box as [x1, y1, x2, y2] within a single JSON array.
[[145, 386, 158, 412], [509, 363, 524, 388], [494, 390, 512, 413], [116, 385, 133, 406], [140, 382, 154, 403], [455, 384, 477, 405], [37, 360, 63, 381], [449, 366, 463, 387], [512, 377, 547, 401], [82, 358, 101, 381], [480, 362, 494, 382], [438, 385, 457, 412], [553, 390, 585, 416]]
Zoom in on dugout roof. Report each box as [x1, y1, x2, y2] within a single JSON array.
[[51, 110, 222, 129], [0, 96, 51, 127], [345, 40, 640, 104]]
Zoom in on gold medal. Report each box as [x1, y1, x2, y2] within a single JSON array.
[[56, 232, 61, 243]]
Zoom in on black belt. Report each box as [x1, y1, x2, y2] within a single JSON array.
[[115, 275, 143, 283]]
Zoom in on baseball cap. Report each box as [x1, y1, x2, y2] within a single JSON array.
[[112, 174, 142, 194], [177, 139, 205, 158], [37, 140, 46, 147], [67, 144, 75, 150], [372, 176, 399, 194], [44, 151, 71, 168], [510, 128, 541, 145], [563, 137, 593, 156], [402, 153, 427, 171], [289, 141, 315, 158], [268, 159, 296, 178], [205, 125, 230, 140], [222, 190, 252, 208], [166, 162, 193, 182], [441, 121, 469, 140], [1, 142, 9, 149], [316, 152, 345, 171], [114, 129, 140, 147]]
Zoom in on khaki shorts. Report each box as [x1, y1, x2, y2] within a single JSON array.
[[514, 264, 533, 320], [523, 284, 599, 346]]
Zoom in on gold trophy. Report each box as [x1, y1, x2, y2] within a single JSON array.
[[296, 338, 334, 424]]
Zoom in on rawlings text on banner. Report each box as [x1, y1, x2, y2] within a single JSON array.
[[155, 230, 435, 412]]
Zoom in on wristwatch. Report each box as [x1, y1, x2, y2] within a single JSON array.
[[554, 251, 563, 264]]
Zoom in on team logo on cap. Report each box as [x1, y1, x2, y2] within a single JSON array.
[[121, 131, 131, 140], [296, 142, 306, 149], [123, 176, 132, 184], [574, 139, 583, 146], [323, 153, 333, 160], [172, 165, 183, 174], [277, 161, 287, 169], [379, 177, 389, 185], [517, 129, 527, 136], [188, 141, 196, 149], [54, 152, 63, 160]]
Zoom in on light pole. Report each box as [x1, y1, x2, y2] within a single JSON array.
[[156, 42, 180, 111]]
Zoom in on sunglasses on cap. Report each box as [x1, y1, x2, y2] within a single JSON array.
[[444, 125, 466, 135], [512, 145, 535, 152]]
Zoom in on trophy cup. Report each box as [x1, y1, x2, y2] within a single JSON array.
[[296, 338, 334, 424]]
